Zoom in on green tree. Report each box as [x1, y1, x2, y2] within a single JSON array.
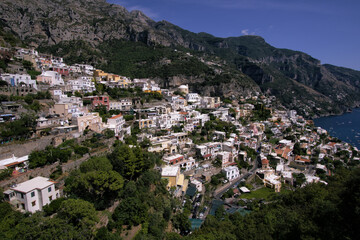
[[80, 156, 113, 173], [28, 150, 47, 168], [293, 173, 306, 187], [172, 212, 191, 235], [113, 197, 148, 226], [104, 129, 115, 139], [43, 197, 66, 216], [0, 168, 13, 181], [74, 145, 89, 156], [57, 199, 98, 228], [65, 170, 124, 209], [109, 144, 144, 180], [24, 95, 34, 105]]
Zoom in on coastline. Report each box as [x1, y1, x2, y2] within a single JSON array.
[[313, 108, 360, 149], [310, 105, 360, 120]]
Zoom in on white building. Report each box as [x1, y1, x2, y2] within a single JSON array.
[[37, 71, 64, 86], [0, 155, 29, 173], [49, 89, 63, 100], [4, 176, 60, 213], [107, 114, 126, 139], [223, 166, 240, 181], [51, 96, 85, 118], [178, 84, 189, 94], [186, 93, 201, 103], [74, 64, 94, 75], [109, 99, 133, 111], [0, 73, 37, 89], [177, 157, 198, 171], [211, 107, 229, 121], [191, 178, 203, 192], [66, 76, 95, 93], [14, 48, 39, 59]]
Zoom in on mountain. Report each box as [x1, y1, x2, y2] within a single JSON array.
[[1, 0, 360, 117]]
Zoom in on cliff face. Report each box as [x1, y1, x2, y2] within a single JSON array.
[[1, 0, 360, 116], [0, 0, 196, 47]]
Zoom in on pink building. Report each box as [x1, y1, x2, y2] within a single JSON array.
[[83, 95, 110, 110]]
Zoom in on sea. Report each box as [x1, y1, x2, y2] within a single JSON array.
[[314, 108, 360, 149]]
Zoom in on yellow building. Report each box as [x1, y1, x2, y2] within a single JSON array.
[[93, 69, 108, 79], [138, 119, 153, 129], [161, 166, 180, 188], [107, 74, 121, 82]]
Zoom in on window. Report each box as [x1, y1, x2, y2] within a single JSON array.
[[31, 191, 35, 197], [20, 193, 24, 199], [48, 187, 52, 192], [49, 196, 52, 201], [32, 201, 36, 207]]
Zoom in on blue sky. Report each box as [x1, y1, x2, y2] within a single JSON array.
[[108, 0, 360, 70]]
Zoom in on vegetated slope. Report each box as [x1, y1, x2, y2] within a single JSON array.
[[1, 0, 360, 116]]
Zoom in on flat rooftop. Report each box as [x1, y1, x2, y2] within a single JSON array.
[[161, 166, 179, 176], [11, 176, 55, 193]]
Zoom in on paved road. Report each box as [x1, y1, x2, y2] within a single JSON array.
[[213, 160, 258, 199]]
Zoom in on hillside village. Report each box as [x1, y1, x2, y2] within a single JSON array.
[[0, 47, 359, 237]]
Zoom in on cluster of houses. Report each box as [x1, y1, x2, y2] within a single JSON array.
[[1, 47, 359, 215]]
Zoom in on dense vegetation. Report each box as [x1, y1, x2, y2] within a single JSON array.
[[0, 114, 37, 142], [28, 138, 92, 168], [187, 167, 360, 240], [1, 159, 358, 239], [39, 40, 213, 80], [0, 139, 174, 239]]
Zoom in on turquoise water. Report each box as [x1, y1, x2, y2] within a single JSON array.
[[314, 108, 360, 149]]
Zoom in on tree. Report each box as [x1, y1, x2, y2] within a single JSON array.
[[104, 129, 115, 139], [293, 173, 306, 187], [43, 197, 66, 216], [172, 212, 191, 235], [80, 156, 113, 173], [74, 91, 82, 97], [74, 145, 89, 156], [215, 205, 226, 221], [212, 158, 222, 168], [24, 95, 34, 105], [28, 150, 47, 168], [0, 114, 36, 141], [109, 144, 144, 180], [0, 168, 13, 181], [57, 199, 98, 228], [113, 197, 148, 226], [95, 227, 122, 240], [47, 146, 72, 163], [65, 170, 124, 209], [140, 137, 151, 149]]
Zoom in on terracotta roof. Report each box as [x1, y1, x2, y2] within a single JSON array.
[[5, 161, 21, 167], [295, 155, 310, 163], [275, 148, 283, 156], [203, 154, 212, 158], [109, 113, 123, 119]]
